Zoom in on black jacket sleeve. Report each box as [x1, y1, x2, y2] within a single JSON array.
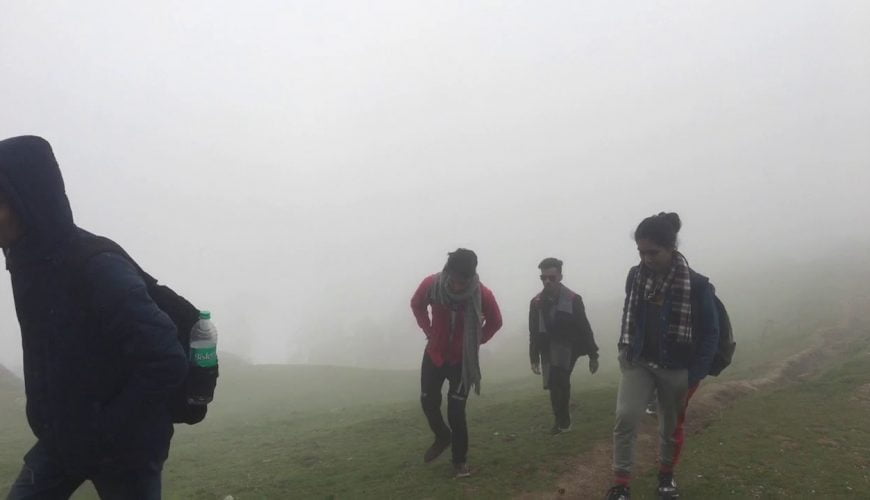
[[529, 298, 541, 364], [86, 253, 188, 439], [573, 295, 599, 359]]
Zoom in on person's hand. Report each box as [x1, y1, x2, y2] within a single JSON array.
[[589, 357, 599, 374], [531, 362, 541, 375]]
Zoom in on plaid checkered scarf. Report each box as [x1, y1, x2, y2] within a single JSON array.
[[620, 252, 693, 346]]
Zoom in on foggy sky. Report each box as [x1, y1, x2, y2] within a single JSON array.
[[1, 1, 868, 371]]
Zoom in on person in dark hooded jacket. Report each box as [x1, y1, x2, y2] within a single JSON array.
[[0, 136, 187, 500]]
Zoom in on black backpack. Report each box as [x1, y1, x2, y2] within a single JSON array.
[[67, 233, 216, 425], [707, 290, 735, 376]]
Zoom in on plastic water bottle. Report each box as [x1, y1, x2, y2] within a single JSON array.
[[188, 310, 218, 405]]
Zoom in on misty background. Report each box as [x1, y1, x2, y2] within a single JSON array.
[[1, 1, 868, 374]]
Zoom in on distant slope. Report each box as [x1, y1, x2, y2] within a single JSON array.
[[0, 364, 20, 387], [0, 364, 23, 420], [205, 362, 421, 425], [0, 364, 30, 495]]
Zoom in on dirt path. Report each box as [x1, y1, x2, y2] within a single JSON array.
[[518, 297, 870, 500]]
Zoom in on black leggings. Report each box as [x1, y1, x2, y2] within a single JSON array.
[[420, 353, 469, 464]]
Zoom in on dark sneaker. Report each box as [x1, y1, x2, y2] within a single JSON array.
[[558, 423, 572, 433], [657, 474, 679, 499], [645, 403, 657, 415], [453, 462, 471, 479], [550, 423, 562, 435], [423, 435, 451, 463], [606, 484, 631, 500]]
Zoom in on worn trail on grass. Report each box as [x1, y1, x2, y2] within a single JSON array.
[[518, 296, 870, 500]]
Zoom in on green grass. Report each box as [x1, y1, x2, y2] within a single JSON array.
[[629, 344, 870, 499], [0, 360, 617, 499], [1, 267, 867, 499], [0, 320, 852, 499], [0, 372, 29, 494], [167, 385, 616, 499]]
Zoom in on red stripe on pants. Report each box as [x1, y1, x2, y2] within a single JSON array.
[[662, 383, 699, 474]]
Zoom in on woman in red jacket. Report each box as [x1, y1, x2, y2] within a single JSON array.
[[410, 248, 503, 479]]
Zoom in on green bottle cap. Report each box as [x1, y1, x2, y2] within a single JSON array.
[[199, 310, 212, 320]]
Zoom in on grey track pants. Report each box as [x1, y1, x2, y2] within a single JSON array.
[[612, 354, 689, 476]]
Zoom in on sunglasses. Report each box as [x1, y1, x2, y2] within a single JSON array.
[[539, 275, 560, 282]]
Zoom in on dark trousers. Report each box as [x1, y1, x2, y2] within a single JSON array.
[[548, 365, 573, 428], [420, 353, 469, 464], [6, 441, 163, 500]]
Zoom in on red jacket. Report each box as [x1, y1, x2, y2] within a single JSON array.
[[411, 274, 503, 366]]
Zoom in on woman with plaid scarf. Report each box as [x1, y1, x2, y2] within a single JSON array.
[[606, 213, 720, 500]]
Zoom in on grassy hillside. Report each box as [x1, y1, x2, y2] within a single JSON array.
[[1, 329, 867, 499], [168, 384, 617, 499], [0, 253, 867, 498], [0, 366, 29, 494], [629, 341, 870, 499]]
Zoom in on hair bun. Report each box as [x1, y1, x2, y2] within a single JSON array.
[[657, 212, 682, 233]]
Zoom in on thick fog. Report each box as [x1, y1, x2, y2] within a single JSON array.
[[1, 1, 868, 372]]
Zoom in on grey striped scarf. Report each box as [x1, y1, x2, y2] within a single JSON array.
[[427, 271, 483, 395], [537, 285, 575, 334]]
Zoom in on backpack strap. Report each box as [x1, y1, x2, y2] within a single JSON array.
[[66, 232, 199, 353], [67, 233, 158, 289]]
